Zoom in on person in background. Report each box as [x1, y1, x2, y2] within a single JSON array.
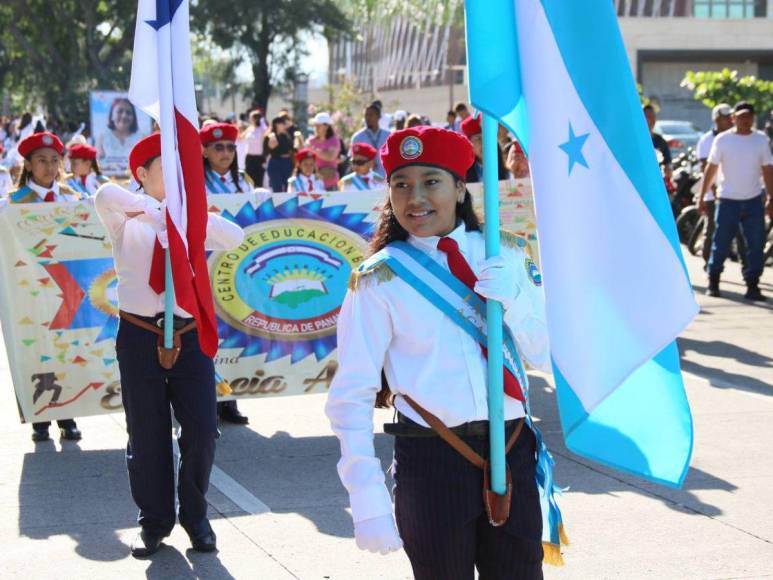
[[338, 143, 385, 192], [406, 114, 424, 129], [278, 110, 305, 151], [64, 144, 109, 197], [643, 104, 672, 179], [696, 104, 736, 266], [201, 123, 253, 199], [444, 110, 457, 131], [94, 133, 244, 557], [453, 102, 471, 132], [505, 139, 531, 179], [97, 97, 143, 163], [352, 105, 391, 177], [699, 101, 773, 301], [460, 114, 510, 183], [394, 110, 408, 132], [242, 109, 268, 187], [0, 144, 12, 198], [263, 116, 294, 192], [288, 148, 325, 194], [308, 112, 342, 191], [9, 132, 82, 442]]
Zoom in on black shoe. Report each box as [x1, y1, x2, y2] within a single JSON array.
[[31, 427, 50, 443], [744, 281, 766, 302], [60, 425, 82, 440], [186, 524, 217, 552], [130, 530, 166, 558], [706, 273, 721, 298], [219, 406, 249, 425]]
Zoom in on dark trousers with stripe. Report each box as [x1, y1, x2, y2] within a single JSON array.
[[393, 422, 543, 580], [116, 318, 218, 536]]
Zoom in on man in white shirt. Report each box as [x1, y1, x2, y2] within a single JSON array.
[[699, 101, 773, 300], [696, 104, 734, 264], [351, 105, 391, 176]]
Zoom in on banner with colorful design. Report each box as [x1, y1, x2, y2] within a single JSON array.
[[0, 181, 536, 423]]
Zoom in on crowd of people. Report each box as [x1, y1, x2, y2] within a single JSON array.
[[0, 100, 533, 203]]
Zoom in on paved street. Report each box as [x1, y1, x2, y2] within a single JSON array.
[[1, 250, 771, 580]]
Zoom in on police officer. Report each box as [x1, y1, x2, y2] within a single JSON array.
[[9, 131, 82, 442], [94, 133, 244, 557], [338, 143, 385, 192], [326, 127, 550, 579]]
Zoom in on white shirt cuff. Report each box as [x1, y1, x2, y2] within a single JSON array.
[[349, 484, 394, 523]]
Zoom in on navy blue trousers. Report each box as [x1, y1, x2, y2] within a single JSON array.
[[708, 194, 766, 281], [116, 318, 218, 536], [267, 156, 292, 192], [393, 421, 543, 580]]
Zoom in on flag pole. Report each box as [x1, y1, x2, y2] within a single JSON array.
[[164, 248, 174, 348], [482, 114, 506, 495]]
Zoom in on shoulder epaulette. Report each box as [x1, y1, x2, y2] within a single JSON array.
[[9, 186, 35, 204], [240, 171, 255, 188], [348, 254, 395, 291], [500, 230, 530, 252], [96, 174, 110, 183]]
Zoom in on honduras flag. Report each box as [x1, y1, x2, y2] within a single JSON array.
[[465, 0, 699, 487]]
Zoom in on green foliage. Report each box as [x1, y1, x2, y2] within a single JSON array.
[[681, 69, 773, 116], [191, 0, 350, 111], [314, 79, 370, 141], [0, 0, 136, 125]]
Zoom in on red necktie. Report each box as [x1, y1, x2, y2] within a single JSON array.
[[307, 178, 313, 192], [220, 175, 226, 183], [437, 236, 525, 402], [149, 238, 166, 294], [44, 191, 55, 202], [363, 176, 369, 186]]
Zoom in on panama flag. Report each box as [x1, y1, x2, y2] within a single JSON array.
[[465, 0, 700, 486], [128, 0, 219, 356]]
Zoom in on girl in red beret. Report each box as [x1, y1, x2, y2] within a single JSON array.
[[326, 126, 551, 579], [65, 144, 109, 197], [200, 123, 253, 195], [461, 115, 511, 184], [338, 143, 386, 192], [94, 132, 244, 557], [9, 132, 81, 205], [287, 148, 324, 194]]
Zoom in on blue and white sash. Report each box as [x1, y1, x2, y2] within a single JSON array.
[[66, 176, 89, 196], [350, 174, 371, 191], [360, 240, 566, 554], [205, 169, 234, 194]]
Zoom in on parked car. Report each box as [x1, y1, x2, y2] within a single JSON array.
[[654, 120, 703, 157]]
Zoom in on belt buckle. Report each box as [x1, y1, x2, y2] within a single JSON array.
[[155, 317, 165, 329]]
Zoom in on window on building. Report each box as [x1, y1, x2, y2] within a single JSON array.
[[694, 0, 766, 17]]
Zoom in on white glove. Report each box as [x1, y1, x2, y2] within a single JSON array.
[[354, 514, 403, 554], [473, 255, 520, 310]]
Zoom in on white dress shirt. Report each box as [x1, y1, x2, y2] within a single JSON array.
[[204, 168, 251, 193], [94, 183, 244, 318], [26, 179, 80, 202], [287, 173, 326, 194], [338, 170, 386, 192], [325, 224, 549, 523]]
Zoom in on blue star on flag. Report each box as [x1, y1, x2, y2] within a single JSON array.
[[559, 122, 590, 175], [146, 0, 184, 30]]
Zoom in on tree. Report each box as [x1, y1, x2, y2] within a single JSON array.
[[681, 69, 773, 119], [191, 0, 350, 111], [0, 0, 136, 125]]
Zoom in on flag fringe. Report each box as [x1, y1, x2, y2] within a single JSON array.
[[542, 542, 564, 566]]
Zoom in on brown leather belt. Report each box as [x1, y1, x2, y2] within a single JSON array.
[[119, 310, 197, 369]]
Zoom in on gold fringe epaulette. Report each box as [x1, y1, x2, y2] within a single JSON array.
[[542, 524, 570, 566], [216, 378, 233, 397], [500, 230, 530, 250], [59, 183, 81, 200], [348, 261, 395, 291]]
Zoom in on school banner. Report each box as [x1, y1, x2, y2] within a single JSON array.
[[0, 182, 536, 423]]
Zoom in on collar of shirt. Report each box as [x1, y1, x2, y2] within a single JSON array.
[[407, 221, 468, 258], [210, 169, 233, 184], [27, 179, 60, 200]]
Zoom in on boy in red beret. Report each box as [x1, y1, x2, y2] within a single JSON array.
[[338, 142, 386, 192], [65, 143, 109, 197], [287, 148, 325, 194], [460, 115, 511, 183], [200, 123, 254, 195], [326, 126, 552, 579]]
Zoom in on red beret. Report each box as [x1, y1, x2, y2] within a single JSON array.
[[200, 123, 238, 146], [68, 143, 97, 160], [18, 132, 64, 158], [295, 148, 317, 164], [129, 133, 161, 181], [460, 114, 482, 138], [380, 126, 475, 181], [351, 142, 377, 160]]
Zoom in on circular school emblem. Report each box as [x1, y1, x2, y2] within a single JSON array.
[[42, 135, 53, 145], [213, 128, 223, 139], [400, 136, 423, 160], [212, 219, 367, 343]]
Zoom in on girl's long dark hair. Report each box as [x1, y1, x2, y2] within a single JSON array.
[[372, 182, 481, 408], [203, 155, 243, 192]]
